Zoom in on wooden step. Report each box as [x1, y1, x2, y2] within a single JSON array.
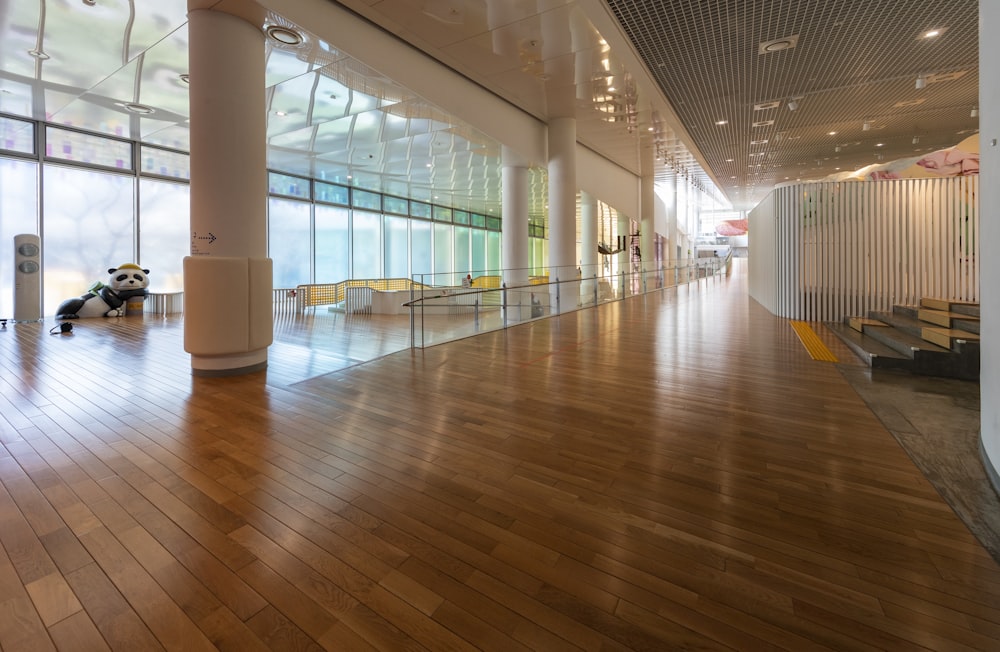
[[920, 297, 980, 315], [921, 327, 981, 350], [917, 308, 980, 328], [848, 317, 887, 332]]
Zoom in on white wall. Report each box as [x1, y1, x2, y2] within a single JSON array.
[[747, 192, 778, 314], [980, 3, 1000, 486], [747, 178, 979, 322]]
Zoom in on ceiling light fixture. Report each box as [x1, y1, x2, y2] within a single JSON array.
[[27, 49, 49, 60], [715, 119, 728, 125], [758, 35, 799, 54], [971, 107, 979, 118], [915, 75, 927, 90], [266, 26, 303, 46], [786, 99, 798, 111], [179, 73, 190, 84], [863, 120, 871, 131], [912, 135, 920, 144], [121, 102, 155, 115]]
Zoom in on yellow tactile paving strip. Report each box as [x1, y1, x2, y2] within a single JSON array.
[[789, 320, 839, 362]]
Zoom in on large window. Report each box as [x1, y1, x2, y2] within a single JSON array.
[[454, 226, 470, 278], [1, 115, 510, 316], [487, 231, 501, 274], [352, 211, 381, 279], [384, 215, 409, 278], [316, 204, 349, 283], [433, 223, 454, 284], [0, 157, 39, 317], [472, 229, 486, 275], [411, 220, 432, 281], [43, 165, 135, 316], [139, 178, 189, 292], [269, 197, 312, 288]]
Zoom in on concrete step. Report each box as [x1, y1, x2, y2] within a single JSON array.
[[825, 323, 912, 371], [870, 310, 932, 340]]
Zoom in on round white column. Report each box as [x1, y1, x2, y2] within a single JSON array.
[[184, 9, 272, 375], [548, 117, 578, 309], [502, 146, 530, 287], [580, 191, 597, 302], [640, 142, 656, 284]]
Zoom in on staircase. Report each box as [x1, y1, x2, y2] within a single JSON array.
[[826, 298, 980, 380]]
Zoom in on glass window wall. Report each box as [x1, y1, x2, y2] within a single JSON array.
[[316, 204, 350, 283], [384, 215, 409, 279], [411, 220, 432, 282], [139, 178, 189, 292], [0, 157, 39, 317], [269, 197, 312, 288], [42, 165, 135, 316], [352, 210, 381, 279]]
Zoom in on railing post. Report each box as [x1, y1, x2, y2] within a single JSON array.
[[502, 282, 508, 329], [409, 282, 415, 349], [555, 277, 560, 314], [620, 270, 625, 298], [593, 273, 598, 305], [474, 297, 479, 330]]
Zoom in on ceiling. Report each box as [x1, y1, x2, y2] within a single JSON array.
[[0, 0, 979, 215]]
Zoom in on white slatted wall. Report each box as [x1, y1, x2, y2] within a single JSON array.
[[749, 176, 979, 322]]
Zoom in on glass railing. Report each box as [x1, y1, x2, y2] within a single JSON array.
[[405, 258, 729, 348]]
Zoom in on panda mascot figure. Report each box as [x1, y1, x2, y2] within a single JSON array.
[[56, 264, 150, 319]]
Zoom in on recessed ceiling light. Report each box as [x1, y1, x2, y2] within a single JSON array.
[[828, 131, 837, 136], [758, 35, 799, 54], [274, 110, 287, 116], [121, 102, 155, 114], [715, 119, 728, 125], [266, 26, 303, 46], [920, 27, 947, 39]]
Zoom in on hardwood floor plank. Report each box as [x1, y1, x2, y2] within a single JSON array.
[[46, 609, 111, 652]]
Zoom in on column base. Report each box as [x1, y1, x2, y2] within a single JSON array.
[[191, 349, 268, 377]]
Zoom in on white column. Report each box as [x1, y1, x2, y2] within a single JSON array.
[[502, 146, 530, 287], [184, 8, 272, 376], [548, 117, 578, 310], [979, 2, 1000, 487], [640, 141, 656, 286], [617, 210, 631, 296], [580, 191, 597, 303]]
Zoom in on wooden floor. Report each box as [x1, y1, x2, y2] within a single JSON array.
[[2, 261, 999, 651]]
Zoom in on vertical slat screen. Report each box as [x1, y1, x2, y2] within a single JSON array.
[[748, 176, 980, 322]]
